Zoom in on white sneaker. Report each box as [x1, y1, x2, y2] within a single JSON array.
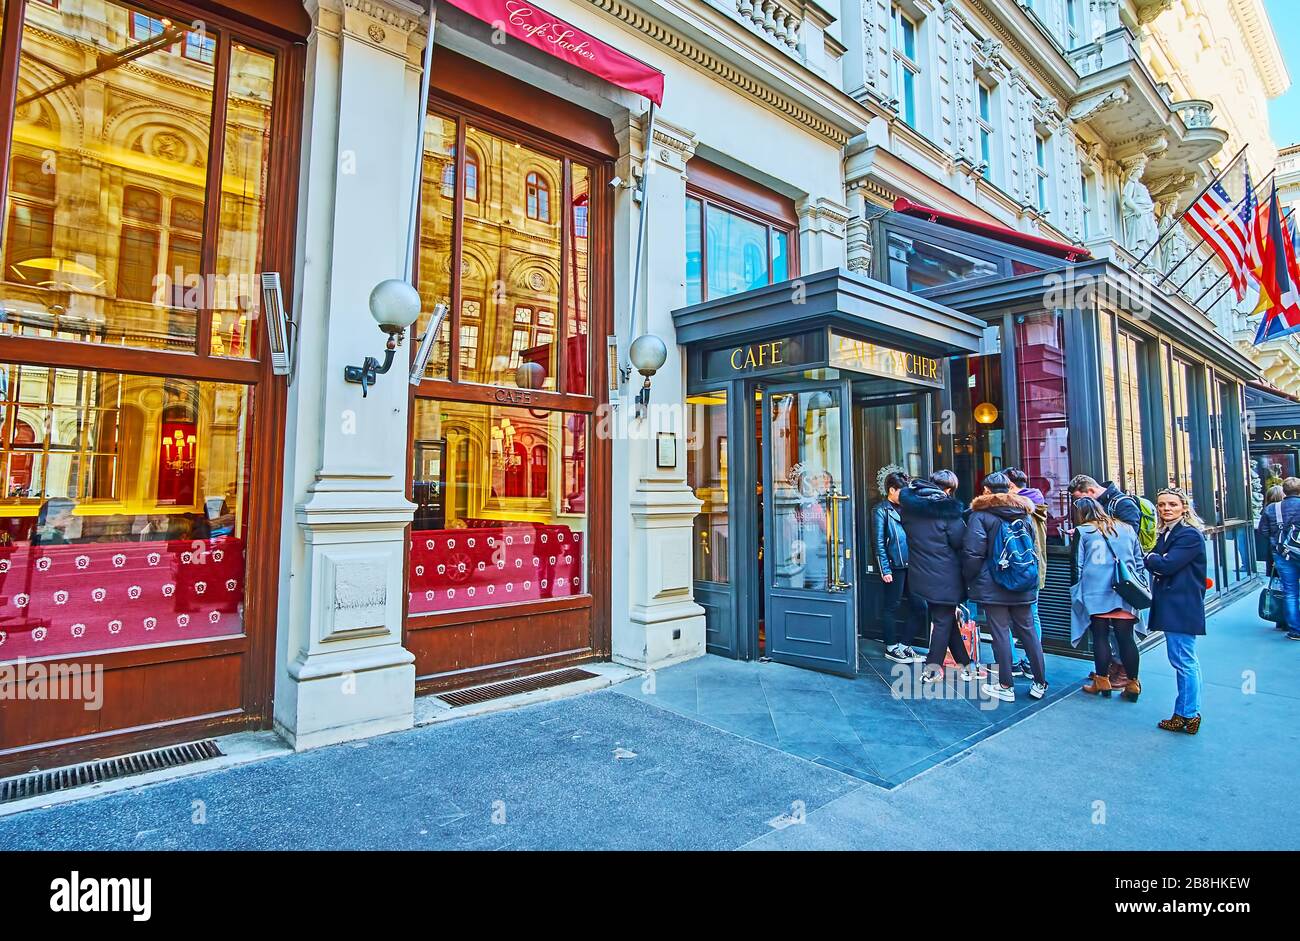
[[981, 682, 1015, 702], [920, 667, 943, 684], [1029, 682, 1048, 700], [902, 646, 925, 664], [959, 664, 983, 682]]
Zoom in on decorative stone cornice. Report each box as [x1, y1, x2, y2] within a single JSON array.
[[1228, 0, 1291, 98], [585, 0, 853, 145]]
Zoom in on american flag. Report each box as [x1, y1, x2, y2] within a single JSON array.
[[1185, 171, 1256, 301]]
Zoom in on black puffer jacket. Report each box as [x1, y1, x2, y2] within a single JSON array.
[[897, 480, 967, 605], [962, 492, 1039, 605]]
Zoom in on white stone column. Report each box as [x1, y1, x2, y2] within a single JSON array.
[[798, 197, 852, 273], [609, 115, 706, 671], [273, 0, 426, 750]]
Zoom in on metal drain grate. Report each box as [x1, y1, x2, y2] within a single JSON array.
[[435, 667, 599, 708], [0, 739, 223, 804]]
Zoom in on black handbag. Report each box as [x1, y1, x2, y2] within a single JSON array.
[[1259, 575, 1286, 623], [1102, 534, 1153, 610]]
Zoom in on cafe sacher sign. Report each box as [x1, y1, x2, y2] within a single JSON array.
[[828, 334, 943, 388]]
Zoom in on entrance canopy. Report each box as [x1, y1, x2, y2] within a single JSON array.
[[673, 267, 984, 384]]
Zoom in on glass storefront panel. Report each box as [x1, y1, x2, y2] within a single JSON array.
[[459, 125, 562, 389], [2, 0, 218, 351], [0, 364, 251, 660], [685, 196, 703, 305], [1116, 330, 1146, 495], [408, 400, 587, 615], [688, 391, 729, 584], [1169, 355, 1195, 494], [211, 44, 277, 359], [768, 388, 845, 592], [1015, 311, 1071, 539], [565, 164, 590, 394], [885, 232, 998, 292], [416, 114, 459, 380], [1098, 312, 1121, 485]]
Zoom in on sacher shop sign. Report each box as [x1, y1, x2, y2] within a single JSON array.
[[828, 333, 943, 388]]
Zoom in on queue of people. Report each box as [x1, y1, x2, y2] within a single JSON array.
[[1257, 476, 1300, 641], [876, 469, 1211, 734]]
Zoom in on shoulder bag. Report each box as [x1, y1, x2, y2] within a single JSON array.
[[1101, 532, 1153, 610]]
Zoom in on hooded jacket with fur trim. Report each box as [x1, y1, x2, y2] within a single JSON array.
[[962, 492, 1040, 605], [897, 479, 967, 605]]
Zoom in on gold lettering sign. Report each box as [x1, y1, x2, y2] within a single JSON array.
[[494, 388, 534, 405], [728, 340, 785, 371], [828, 334, 943, 388], [1262, 428, 1300, 442]]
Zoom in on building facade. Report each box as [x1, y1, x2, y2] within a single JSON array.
[[0, 0, 1272, 771]]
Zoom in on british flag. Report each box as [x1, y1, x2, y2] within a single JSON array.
[[1185, 171, 1256, 301]]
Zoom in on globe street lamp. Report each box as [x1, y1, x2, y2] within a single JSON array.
[[344, 279, 423, 397]]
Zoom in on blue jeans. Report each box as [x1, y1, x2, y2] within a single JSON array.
[[1273, 554, 1300, 630], [1164, 632, 1202, 718]]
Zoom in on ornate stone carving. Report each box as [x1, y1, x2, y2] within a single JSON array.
[[1067, 87, 1128, 123], [846, 215, 874, 274], [1121, 154, 1160, 258]]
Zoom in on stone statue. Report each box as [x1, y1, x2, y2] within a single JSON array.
[[1159, 198, 1192, 283], [1121, 155, 1160, 258]]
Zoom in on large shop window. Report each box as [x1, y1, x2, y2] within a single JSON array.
[[416, 115, 592, 394], [409, 400, 586, 614], [410, 101, 606, 623], [0, 365, 251, 658], [0, 0, 291, 666], [1015, 311, 1071, 539], [684, 193, 794, 304], [1165, 350, 1196, 495], [1, 1, 276, 358]]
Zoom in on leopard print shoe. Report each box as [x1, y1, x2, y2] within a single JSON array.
[[1157, 714, 1187, 732], [1183, 714, 1202, 735]]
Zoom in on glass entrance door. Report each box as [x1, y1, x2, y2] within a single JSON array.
[[762, 380, 858, 676]]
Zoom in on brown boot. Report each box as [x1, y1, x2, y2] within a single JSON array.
[[1121, 677, 1142, 702], [1083, 673, 1113, 697], [1109, 662, 1130, 688]]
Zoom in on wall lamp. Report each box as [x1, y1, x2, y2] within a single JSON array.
[[344, 279, 422, 397], [629, 333, 668, 419]]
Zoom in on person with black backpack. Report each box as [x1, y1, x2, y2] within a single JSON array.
[[1258, 476, 1300, 641], [963, 472, 1048, 702]]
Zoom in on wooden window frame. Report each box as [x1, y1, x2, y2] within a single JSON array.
[[684, 160, 799, 305], [407, 86, 612, 640], [0, 0, 305, 760]]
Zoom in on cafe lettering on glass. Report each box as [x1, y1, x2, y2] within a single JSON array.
[[704, 333, 819, 378], [828, 333, 944, 388]]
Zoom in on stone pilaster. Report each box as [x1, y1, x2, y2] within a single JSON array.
[[798, 196, 852, 272], [273, 0, 427, 750], [610, 115, 706, 671]]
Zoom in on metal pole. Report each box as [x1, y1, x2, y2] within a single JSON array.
[[405, 3, 438, 285], [628, 102, 657, 346]]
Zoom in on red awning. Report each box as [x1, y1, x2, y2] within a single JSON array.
[[892, 198, 1091, 262], [440, 0, 664, 105]]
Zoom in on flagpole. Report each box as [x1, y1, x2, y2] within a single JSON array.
[[1191, 205, 1292, 307], [1130, 144, 1248, 271], [1167, 167, 1275, 293]]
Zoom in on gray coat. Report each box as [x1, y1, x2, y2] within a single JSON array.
[[1070, 522, 1149, 646]]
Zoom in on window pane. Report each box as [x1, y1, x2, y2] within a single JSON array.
[[409, 400, 586, 614], [886, 232, 997, 291], [1015, 311, 1071, 539], [0, 365, 252, 661], [1117, 331, 1145, 494], [769, 389, 847, 592], [564, 163, 591, 394], [771, 229, 790, 282], [416, 114, 457, 380], [1098, 312, 1121, 484], [1170, 357, 1194, 495], [688, 392, 728, 583], [705, 204, 770, 300], [458, 127, 561, 389], [211, 44, 277, 360], [685, 196, 703, 304], [1, 0, 217, 351]]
